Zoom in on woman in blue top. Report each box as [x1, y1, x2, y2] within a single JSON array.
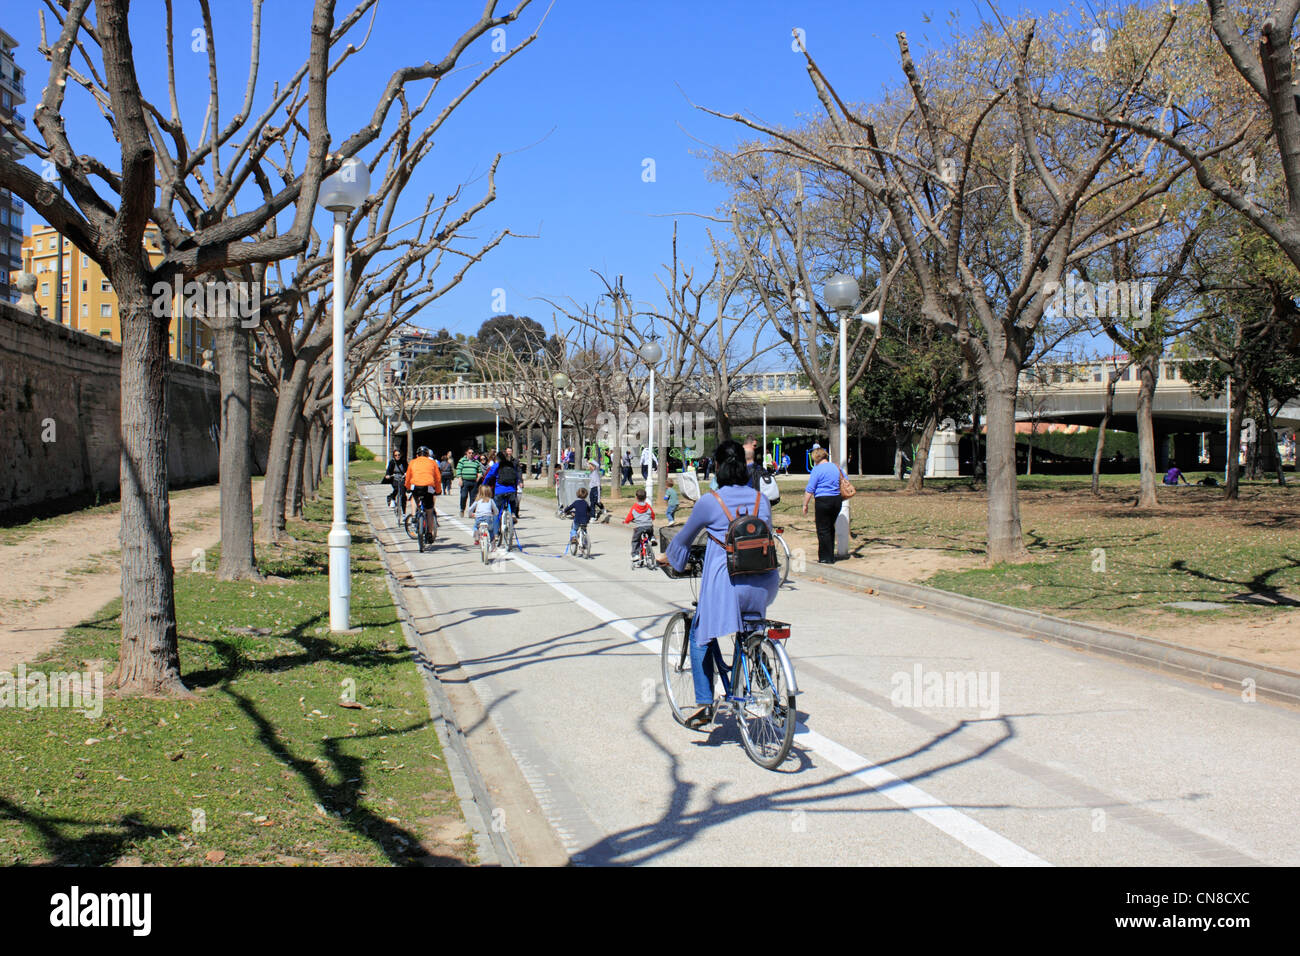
[[802, 446, 843, 564], [660, 440, 780, 726]]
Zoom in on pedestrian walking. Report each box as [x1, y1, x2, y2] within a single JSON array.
[[802, 447, 843, 564]]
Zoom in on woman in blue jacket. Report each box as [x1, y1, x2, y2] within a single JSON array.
[[660, 440, 780, 727], [802, 446, 843, 564]]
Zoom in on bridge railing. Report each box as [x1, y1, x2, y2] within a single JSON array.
[[395, 370, 809, 406]]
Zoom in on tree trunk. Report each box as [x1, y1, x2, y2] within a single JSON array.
[[893, 429, 908, 481], [982, 383, 1030, 563], [212, 319, 261, 581], [110, 281, 188, 696], [1226, 387, 1246, 501], [1135, 357, 1159, 508], [906, 411, 939, 493], [1262, 397, 1286, 486], [1091, 371, 1119, 497], [313, 416, 330, 493], [260, 357, 315, 542], [288, 416, 306, 518]]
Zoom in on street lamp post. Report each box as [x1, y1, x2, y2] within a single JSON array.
[[383, 404, 396, 461], [493, 398, 501, 452], [824, 273, 882, 558], [319, 156, 370, 632], [552, 372, 569, 474], [639, 339, 663, 499], [760, 394, 768, 468]]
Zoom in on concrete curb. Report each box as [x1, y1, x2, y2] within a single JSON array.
[[797, 561, 1300, 707], [360, 491, 518, 866]]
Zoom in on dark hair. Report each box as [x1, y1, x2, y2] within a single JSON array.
[[497, 451, 509, 465], [714, 439, 749, 487], [635, 489, 646, 501]]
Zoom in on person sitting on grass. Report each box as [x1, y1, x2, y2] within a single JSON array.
[[623, 488, 656, 561], [1163, 464, 1190, 486], [563, 487, 592, 548], [663, 477, 680, 525], [468, 484, 500, 541]]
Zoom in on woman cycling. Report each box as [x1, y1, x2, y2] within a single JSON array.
[[658, 439, 780, 727]]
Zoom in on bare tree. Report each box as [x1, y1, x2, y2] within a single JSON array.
[[700, 18, 1186, 561]]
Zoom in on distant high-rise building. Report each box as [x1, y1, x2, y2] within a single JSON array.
[[0, 28, 28, 303]]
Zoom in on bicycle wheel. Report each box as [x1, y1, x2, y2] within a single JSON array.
[[776, 533, 792, 586], [417, 508, 426, 553], [480, 531, 490, 564], [427, 506, 438, 545], [736, 635, 796, 769], [501, 511, 514, 552], [581, 529, 592, 559], [404, 511, 417, 540], [660, 611, 696, 726]]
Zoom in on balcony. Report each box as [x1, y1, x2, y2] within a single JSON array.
[[0, 71, 24, 103]]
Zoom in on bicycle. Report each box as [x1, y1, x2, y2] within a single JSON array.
[[772, 526, 792, 586], [475, 520, 493, 564], [571, 523, 592, 559], [659, 550, 798, 769], [631, 528, 655, 569], [405, 494, 438, 552], [498, 501, 516, 553]]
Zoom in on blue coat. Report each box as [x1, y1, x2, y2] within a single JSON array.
[[666, 484, 780, 645]]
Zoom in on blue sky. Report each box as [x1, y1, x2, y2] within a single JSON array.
[[11, 0, 1071, 355]]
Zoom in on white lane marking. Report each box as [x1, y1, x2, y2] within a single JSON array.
[[439, 513, 1051, 867]]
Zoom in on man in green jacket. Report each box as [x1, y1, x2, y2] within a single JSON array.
[[456, 448, 484, 516]]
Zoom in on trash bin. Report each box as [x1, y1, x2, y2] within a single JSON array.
[[557, 469, 592, 515]]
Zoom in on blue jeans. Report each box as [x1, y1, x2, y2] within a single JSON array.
[[689, 616, 729, 706]]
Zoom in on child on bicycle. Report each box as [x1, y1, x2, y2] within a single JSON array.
[[623, 488, 656, 560], [562, 487, 592, 549], [468, 484, 499, 541]]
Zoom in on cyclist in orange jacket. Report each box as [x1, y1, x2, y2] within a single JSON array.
[[405, 446, 442, 541]]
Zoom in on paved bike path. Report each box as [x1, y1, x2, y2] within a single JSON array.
[[374, 490, 1300, 866]]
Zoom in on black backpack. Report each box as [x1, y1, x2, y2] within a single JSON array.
[[707, 489, 777, 576], [495, 463, 519, 488]]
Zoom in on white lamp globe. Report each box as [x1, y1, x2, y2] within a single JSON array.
[[825, 273, 859, 312], [320, 157, 371, 212], [639, 339, 663, 365], [552, 372, 569, 390]]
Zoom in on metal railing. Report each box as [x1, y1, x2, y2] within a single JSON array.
[[395, 371, 809, 406]]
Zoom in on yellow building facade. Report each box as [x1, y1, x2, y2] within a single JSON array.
[[20, 223, 212, 365]]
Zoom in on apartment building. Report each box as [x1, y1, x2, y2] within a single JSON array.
[[0, 28, 27, 304], [20, 223, 213, 365]]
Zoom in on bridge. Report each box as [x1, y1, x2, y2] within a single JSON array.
[[352, 358, 1299, 460], [352, 371, 822, 453]]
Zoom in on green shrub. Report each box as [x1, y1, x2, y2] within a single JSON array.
[[350, 443, 376, 461]]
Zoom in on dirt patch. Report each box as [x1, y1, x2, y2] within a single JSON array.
[[0, 480, 262, 671]]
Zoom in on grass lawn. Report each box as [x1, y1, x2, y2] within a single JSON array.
[[770, 474, 1300, 638], [0, 466, 469, 866]]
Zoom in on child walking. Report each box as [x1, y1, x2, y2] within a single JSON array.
[[663, 478, 680, 525]]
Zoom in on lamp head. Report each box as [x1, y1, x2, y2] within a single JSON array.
[[639, 339, 664, 365], [552, 372, 569, 390], [825, 273, 860, 312], [319, 156, 371, 213]]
